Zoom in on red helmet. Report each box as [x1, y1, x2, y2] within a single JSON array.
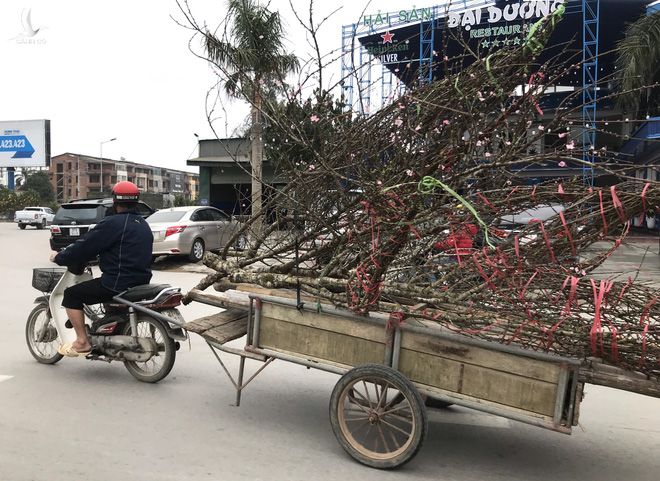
[[112, 181, 140, 203]]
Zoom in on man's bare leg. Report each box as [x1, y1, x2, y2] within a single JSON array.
[[65, 308, 92, 352]]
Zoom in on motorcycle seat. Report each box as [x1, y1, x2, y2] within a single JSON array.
[[119, 284, 173, 302]]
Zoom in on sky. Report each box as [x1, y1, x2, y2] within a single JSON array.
[[0, 0, 408, 174]]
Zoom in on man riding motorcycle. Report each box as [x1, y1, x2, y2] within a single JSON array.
[[50, 181, 153, 357]]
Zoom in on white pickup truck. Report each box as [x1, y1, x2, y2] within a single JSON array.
[[14, 206, 55, 230]]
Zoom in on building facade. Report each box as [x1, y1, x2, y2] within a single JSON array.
[[50, 153, 199, 203], [187, 138, 282, 215]]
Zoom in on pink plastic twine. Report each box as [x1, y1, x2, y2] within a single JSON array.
[[598, 190, 609, 236], [610, 185, 626, 222], [527, 72, 545, 116]]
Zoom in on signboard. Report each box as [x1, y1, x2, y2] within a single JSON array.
[[171, 173, 184, 193], [0, 119, 50, 168], [358, 0, 648, 87]]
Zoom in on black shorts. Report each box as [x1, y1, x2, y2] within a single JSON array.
[[62, 278, 117, 310]]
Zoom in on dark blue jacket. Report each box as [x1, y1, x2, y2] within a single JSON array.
[[55, 211, 153, 292]]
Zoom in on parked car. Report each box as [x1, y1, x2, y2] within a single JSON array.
[[14, 206, 55, 230], [147, 206, 244, 262], [493, 204, 579, 247], [49, 198, 155, 251]]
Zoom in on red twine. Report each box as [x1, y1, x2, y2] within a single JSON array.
[[598, 190, 609, 236], [558, 212, 576, 256], [527, 72, 545, 116], [639, 297, 657, 368], [610, 185, 626, 222], [529, 218, 557, 263], [641, 182, 650, 214]]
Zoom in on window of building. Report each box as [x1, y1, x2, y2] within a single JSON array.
[[154, 181, 159, 188], [89, 174, 100, 183]]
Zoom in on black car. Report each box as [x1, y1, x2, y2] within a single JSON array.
[[49, 198, 155, 251]]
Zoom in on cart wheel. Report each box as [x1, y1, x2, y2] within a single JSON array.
[[329, 364, 427, 469]]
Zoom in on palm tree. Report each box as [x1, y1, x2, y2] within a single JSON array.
[[202, 0, 299, 235], [614, 11, 660, 117]]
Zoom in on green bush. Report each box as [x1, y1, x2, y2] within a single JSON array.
[[0, 187, 43, 217]]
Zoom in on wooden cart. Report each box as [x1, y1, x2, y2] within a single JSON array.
[[186, 287, 583, 469]]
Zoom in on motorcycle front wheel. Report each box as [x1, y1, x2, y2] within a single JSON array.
[[26, 303, 64, 364], [121, 316, 176, 383]]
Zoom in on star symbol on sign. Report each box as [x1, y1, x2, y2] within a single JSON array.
[[491, 38, 500, 47], [481, 40, 490, 48], [381, 31, 395, 44], [503, 38, 512, 46], [513, 37, 521, 45]]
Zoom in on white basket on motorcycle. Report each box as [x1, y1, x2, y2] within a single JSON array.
[[32, 267, 66, 292]]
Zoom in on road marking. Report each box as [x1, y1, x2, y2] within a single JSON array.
[[428, 409, 511, 429], [0, 375, 14, 383]]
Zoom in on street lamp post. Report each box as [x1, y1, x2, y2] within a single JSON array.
[[99, 137, 117, 195]]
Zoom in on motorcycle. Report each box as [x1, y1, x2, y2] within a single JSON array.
[[25, 264, 188, 383]]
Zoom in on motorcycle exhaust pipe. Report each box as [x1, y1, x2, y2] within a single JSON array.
[[90, 335, 156, 362]]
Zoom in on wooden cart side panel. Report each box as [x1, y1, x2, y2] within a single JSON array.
[[400, 330, 562, 383], [461, 364, 557, 416], [259, 317, 385, 367], [398, 350, 558, 417], [413, 382, 561, 428], [260, 303, 389, 343]]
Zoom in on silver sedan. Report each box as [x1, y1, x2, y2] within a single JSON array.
[[147, 206, 243, 262]]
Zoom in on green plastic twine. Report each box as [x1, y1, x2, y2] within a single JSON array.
[[485, 54, 503, 94], [453, 76, 464, 97], [419, 176, 496, 250], [524, 3, 566, 55]]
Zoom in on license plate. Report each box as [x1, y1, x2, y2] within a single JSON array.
[[69, 227, 80, 236]]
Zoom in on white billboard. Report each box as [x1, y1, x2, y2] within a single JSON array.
[[0, 119, 50, 168]]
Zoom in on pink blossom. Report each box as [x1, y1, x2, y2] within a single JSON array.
[[505, 141, 512, 146], [538, 125, 545, 131], [558, 161, 567, 167], [415, 124, 422, 131], [406, 169, 414, 177], [558, 132, 567, 138], [394, 118, 403, 127], [310, 114, 320, 123], [566, 141, 575, 150], [484, 152, 492, 158], [308, 164, 316, 171], [443, 119, 450, 125]]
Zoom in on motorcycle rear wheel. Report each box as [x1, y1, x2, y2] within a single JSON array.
[[26, 303, 64, 364], [121, 316, 175, 383]]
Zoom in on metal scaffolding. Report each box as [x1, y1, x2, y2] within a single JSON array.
[[582, 0, 601, 185]]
